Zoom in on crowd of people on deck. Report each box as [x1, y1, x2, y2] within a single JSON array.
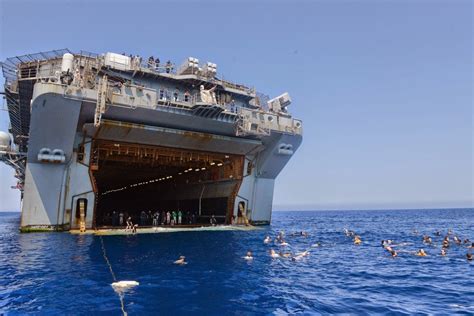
[[122, 53, 173, 73], [102, 210, 240, 232], [106, 210, 202, 228]]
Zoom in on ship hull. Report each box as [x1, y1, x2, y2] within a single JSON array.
[[19, 83, 302, 231]]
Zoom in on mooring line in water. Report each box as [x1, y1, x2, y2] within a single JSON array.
[[100, 236, 127, 316]]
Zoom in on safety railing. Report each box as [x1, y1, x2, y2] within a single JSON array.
[[236, 107, 303, 136]]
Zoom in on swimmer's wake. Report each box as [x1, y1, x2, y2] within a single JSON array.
[[100, 236, 138, 316]]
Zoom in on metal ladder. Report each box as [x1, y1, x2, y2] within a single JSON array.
[[94, 75, 108, 127]]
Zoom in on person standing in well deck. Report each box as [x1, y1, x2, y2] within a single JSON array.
[[119, 211, 124, 226], [178, 211, 182, 225], [166, 211, 171, 225]]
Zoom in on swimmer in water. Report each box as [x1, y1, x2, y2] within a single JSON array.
[[292, 251, 310, 261], [383, 246, 397, 257], [276, 231, 285, 243], [469, 243, 474, 249], [443, 236, 450, 248], [295, 250, 310, 257], [463, 238, 470, 244], [441, 248, 447, 256], [278, 241, 289, 247], [269, 249, 280, 258], [434, 231, 441, 236], [422, 235, 432, 244], [264, 236, 272, 244], [279, 251, 292, 258], [416, 249, 427, 257], [174, 256, 187, 265], [467, 253, 473, 261], [354, 235, 362, 245], [453, 236, 461, 245], [243, 251, 253, 260], [344, 229, 355, 237]]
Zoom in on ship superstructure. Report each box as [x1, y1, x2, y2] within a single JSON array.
[[0, 49, 302, 231]]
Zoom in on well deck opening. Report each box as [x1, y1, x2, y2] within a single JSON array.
[[91, 141, 243, 228]]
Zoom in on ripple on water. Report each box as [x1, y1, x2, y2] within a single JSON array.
[[0, 209, 473, 314]]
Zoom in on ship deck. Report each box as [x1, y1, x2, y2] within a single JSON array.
[[70, 224, 259, 235]]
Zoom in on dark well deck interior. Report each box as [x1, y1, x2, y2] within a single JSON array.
[[90, 141, 244, 228]]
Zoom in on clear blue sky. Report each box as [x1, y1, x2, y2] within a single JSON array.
[[0, 0, 472, 211]]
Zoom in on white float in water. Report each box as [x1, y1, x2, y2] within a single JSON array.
[[111, 280, 139, 292]]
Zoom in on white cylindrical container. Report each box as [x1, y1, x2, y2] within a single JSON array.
[[61, 53, 74, 72], [0, 131, 11, 151]]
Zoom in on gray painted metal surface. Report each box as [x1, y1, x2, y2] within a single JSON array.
[[1, 50, 303, 230]]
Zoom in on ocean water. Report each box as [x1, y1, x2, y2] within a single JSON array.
[[1, 209, 473, 315]]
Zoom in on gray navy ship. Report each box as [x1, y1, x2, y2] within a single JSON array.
[[0, 49, 302, 232]]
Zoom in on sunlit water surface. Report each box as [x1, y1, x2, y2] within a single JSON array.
[[1, 209, 473, 315]]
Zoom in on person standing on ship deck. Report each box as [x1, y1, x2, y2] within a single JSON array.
[[166, 211, 171, 225], [161, 211, 166, 225], [210, 215, 217, 226], [119, 212, 124, 226], [140, 211, 147, 226], [112, 211, 118, 227], [171, 211, 177, 226], [152, 211, 159, 227], [178, 211, 182, 225]]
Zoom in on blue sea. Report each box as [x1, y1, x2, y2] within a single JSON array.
[[1, 209, 473, 315]]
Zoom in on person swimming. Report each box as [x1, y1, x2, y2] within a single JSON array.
[[422, 235, 432, 244], [443, 236, 450, 248], [292, 251, 310, 261], [269, 249, 280, 258], [243, 251, 253, 260], [453, 236, 461, 245], [354, 235, 362, 245], [276, 231, 285, 243], [279, 251, 292, 258], [441, 248, 447, 256], [383, 245, 397, 257], [416, 249, 427, 257], [463, 238, 470, 244], [264, 236, 272, 244], [344, 229, 355, 237], [278, 241, 289, 247], [174, 256, 187, 265], [467, 253, 473, 261]]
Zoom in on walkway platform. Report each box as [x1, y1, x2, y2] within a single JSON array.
[[70, 225, 259, 235]]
